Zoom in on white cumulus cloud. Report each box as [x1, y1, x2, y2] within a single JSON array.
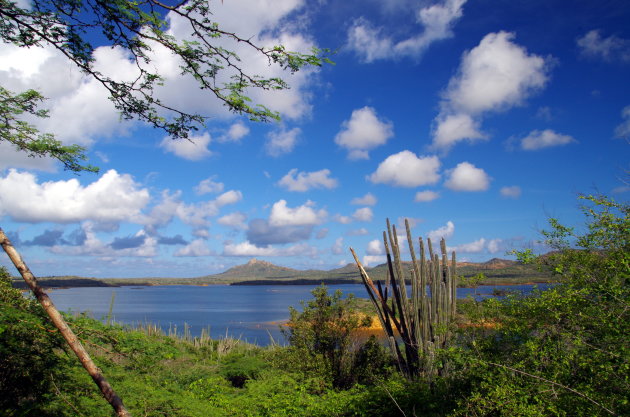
[[368, 151, 441, 187], [334, 107, 394, 159], [449, 237, 504, 254], [351, 193, 377, 206], [332, 237, 344, 255], [334, 215, 353, 224], [195, 176, 225, 195], [218, 212, 248, 230], [223, 242, 278, 256], [431, 31, 549, 152], [0, 44, 131, 148], [362, 255, 386, 267], [366, 239, 384, 256], [427, 221, 455, 242], [269, 200, 327, 227], [175, 190, 242, 231], [452, 238, 486, 253], [487, 238, 503, 254], [223, 241, 317, 257], [347, 0, 467, 62], [431, 113, 486, 151], [415, 190, 440, 202], [445, 162, 490, 191], [218, 121, 250, 143], [577, 30, 630, 63], [500, 186, 521, 199], [278, 168, 339, 192], [444, 32, 548, 115], [174, 239, 214, 257], [352, 207, 374, 222], [216, 190, 243, 206], [266, 127, 301, 157], [0, 169, 149, 223], [519, 129, 576, 150], [160, 132, 212, 160]]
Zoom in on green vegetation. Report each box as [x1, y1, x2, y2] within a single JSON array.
[[283, 285, 387, 389], [2, 194, 627, 416], [454, 194, 629, 416]]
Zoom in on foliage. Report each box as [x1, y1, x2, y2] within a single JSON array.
[[0, 87, 99, 172], [283, 284, 381, 388], [0, 267, 70, 416], [0, 0, 332, 171], [0, 305, 427, 417], [459, 272, 485, 289], [452, 194, 630, 416], [219, 350, 269, 388]]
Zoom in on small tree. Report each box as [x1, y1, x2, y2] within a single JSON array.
[[284, 284, 372, 388], [460, 272, 485, 297]]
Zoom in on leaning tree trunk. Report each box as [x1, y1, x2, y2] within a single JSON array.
[[0, 229, 131, 417]]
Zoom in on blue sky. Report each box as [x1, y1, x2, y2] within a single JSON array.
[[0, 0, 628, 278]]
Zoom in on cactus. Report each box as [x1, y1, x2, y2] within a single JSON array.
[[350, 218, 457, 379]]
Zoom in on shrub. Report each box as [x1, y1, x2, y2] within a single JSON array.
[[0, 267, 68, 416], [283, 284, 374, 388], [220, 351, 269, 387], [454, 194, 630, 416]]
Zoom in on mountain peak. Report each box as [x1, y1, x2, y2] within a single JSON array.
[[246, 258, 273, 266], [217, 258, 299, 279], [481, 258, 517, 269]]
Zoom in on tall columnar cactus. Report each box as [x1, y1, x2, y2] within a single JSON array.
[[350, 219, 457, 379]]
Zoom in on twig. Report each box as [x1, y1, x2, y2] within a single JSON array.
[[51, 374, 86, 417], [487, 361, 617, 416], [380, 384, 407, 417]]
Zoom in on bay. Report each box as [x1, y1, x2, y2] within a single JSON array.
[[48, 283, 551, 346]]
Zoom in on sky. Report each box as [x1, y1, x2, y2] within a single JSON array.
[[0, 0, 628, 278]]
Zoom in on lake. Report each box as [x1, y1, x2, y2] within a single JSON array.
[[48, 283, 551, 346]]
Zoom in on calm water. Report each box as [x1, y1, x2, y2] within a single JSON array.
[[48, 283, 550, 346]]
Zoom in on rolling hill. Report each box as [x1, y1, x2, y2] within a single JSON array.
[[11, 257, 554, 288]]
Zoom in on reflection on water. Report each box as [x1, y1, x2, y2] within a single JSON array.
[[49, 283, 552, 346]]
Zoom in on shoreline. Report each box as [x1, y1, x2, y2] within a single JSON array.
[[16, 279, 556, 291]]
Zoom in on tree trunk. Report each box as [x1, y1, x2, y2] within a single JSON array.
[[0, 229, 131, 417]]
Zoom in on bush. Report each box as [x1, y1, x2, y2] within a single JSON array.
[[453, 195, 630, 416], [283, 284, 383, 388], [220, 351, 269, 387], [0, 267, 68, 416]]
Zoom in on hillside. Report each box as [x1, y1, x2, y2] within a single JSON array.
[[209, 258, 303, 280], [11, 257, 554, 288]]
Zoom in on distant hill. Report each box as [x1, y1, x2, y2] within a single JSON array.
[[12, 257, 554, 288], [458, 258, 518, 269], [213, 258, 301, 279]]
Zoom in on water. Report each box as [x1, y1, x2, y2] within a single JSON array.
[[48, 283, 551, 346]]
